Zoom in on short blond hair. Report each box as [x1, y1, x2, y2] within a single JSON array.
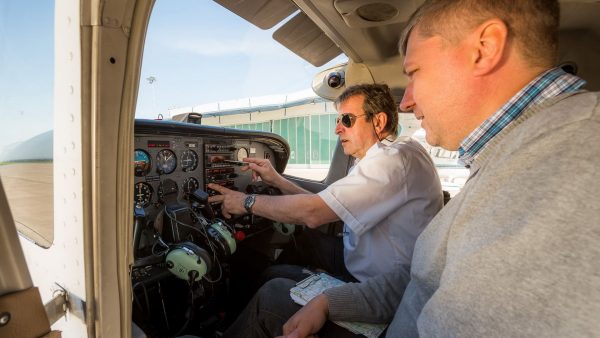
[[399, 0, 560, 68]]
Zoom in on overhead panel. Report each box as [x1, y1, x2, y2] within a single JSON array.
[[333, 0, 419, 28], [214, 0, 298, 30], [273, 12, 343, 67]]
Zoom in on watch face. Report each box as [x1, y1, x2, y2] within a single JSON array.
[[244, 194, 256, 213]]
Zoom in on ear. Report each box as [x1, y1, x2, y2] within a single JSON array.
[[470, 19, 508, 76], [374, 112, 388, 135]]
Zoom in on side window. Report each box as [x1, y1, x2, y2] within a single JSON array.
[[412, 129, 469, 196], [136, 1, 346, 182], [0, 1, 55, 247], [399, 114, 468, 196]]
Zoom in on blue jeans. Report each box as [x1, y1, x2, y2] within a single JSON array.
[[222, 278, 361, 338]]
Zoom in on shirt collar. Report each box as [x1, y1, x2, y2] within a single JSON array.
[[353, 135, 397, 165], [458, 67, 585, 167]]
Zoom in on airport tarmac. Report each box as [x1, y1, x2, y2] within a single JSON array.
[[0, 162, 53, 247]]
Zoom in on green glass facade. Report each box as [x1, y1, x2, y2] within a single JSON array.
[[231, 121, 271, 132]]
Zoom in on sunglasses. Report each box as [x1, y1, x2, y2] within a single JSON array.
[[336, 113, 368, 128]]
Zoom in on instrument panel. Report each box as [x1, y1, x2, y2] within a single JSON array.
[[134, 137, 267, 207], [133, 119, 290, 215]]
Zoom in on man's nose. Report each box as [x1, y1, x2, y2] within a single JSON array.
[[335, 121, 343, 135], [399, 84, 415, 112]]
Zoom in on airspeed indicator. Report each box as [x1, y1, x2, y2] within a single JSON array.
[[156, 149, 177, 174]]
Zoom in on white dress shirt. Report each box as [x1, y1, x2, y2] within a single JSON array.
[[318, 136, 443, 281]]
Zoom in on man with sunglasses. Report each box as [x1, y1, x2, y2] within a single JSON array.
[[209, 84, 442, 283]]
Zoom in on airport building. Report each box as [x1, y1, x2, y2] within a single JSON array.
[[168, 89, 426, 172]]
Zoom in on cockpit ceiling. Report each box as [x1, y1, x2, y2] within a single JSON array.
[[213, 0, 419, 66], [272, 12, 343, 67]]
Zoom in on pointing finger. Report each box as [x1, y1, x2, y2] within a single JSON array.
[[207, 194, 224, 203], [241, 162, 258, 173], [207, 183, 228, 194]]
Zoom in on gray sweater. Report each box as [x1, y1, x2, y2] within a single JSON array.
[[324, 91, 600, 337]]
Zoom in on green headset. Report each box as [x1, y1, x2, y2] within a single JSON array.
[[165, 241, 212, 282]]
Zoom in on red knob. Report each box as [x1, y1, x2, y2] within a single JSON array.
[[234, 230, 246, 241]]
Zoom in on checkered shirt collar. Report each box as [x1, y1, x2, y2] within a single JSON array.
[[458, 67, 586, 167]]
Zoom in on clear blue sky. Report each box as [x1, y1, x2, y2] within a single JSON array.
[[0, 0, 346, 150], [0, 1, 54, 151], [136, 0, 346, 118]]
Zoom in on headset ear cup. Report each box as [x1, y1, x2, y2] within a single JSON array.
[[167, 242, 212, 279], [180, 241, 212, 272], [207, 222, 236, 257]]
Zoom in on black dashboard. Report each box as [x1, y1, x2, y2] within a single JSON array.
[[132, 119, 291, 259], [134, 119, 289, 209]]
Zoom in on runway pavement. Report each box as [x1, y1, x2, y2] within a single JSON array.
[[0, 162, 53, 247]]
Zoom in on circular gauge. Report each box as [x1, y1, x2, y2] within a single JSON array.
[[180, 150, 199, 172], [134, 149, 152, 177], [182, 177, 200, 195], [134, 182, 153, 207], [237, 147, 249, 162], [156, 149, 177, 174]]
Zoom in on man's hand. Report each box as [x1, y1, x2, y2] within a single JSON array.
[[207, 183, 246, 219], [241, 157, 281, 186], [277, 294, 329, 338]]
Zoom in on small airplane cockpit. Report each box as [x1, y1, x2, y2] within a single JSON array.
[[1, 0, 599, 337], [131, 120, 301, 336]]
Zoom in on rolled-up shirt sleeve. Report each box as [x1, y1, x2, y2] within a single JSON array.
[[318, 146, 409, 237]]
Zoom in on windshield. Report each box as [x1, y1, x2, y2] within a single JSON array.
[[136, 1, 347, 181]]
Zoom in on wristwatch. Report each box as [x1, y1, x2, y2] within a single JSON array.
[[244, 194, 257, 214]]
